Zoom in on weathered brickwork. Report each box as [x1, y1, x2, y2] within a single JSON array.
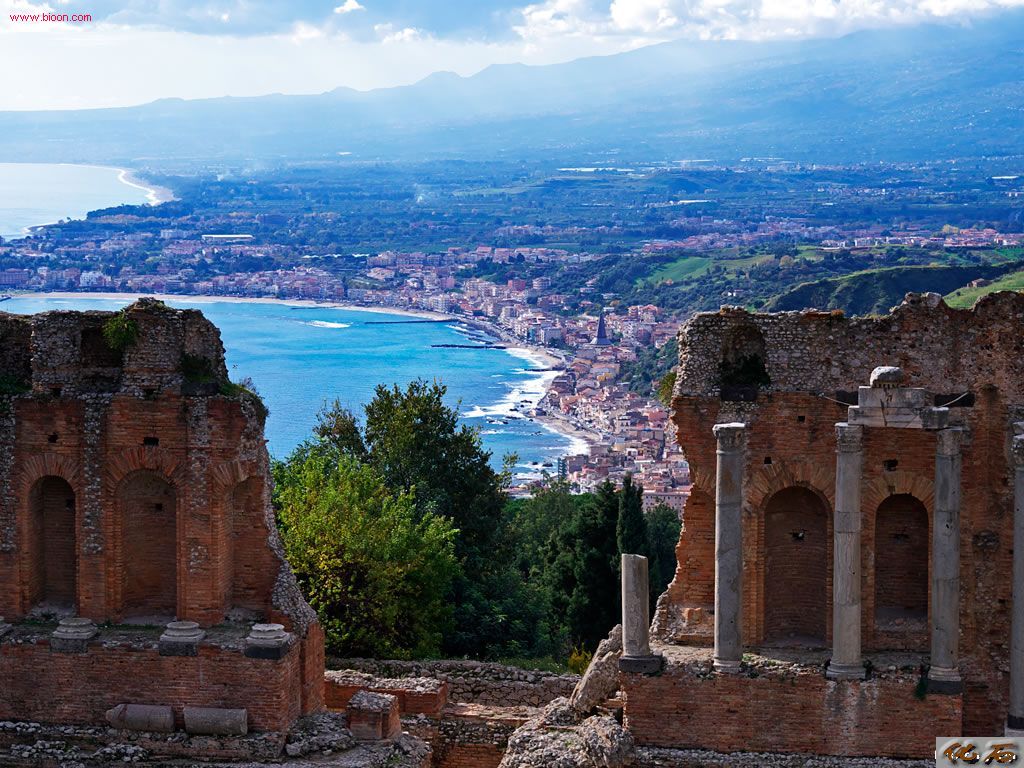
[[640, 293, 1024, 756], [330, 658, 578, 707], [0, 300, 323, 735], [623, 647, 961, 757]]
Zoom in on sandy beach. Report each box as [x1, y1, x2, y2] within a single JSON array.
[[119, 169, 176, 205]]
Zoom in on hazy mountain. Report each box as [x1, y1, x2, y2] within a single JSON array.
[[2, 14, 1023, 166]]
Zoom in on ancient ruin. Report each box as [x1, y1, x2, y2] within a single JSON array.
[[623, 291, 1024, 759], [0, 300, 430, 766]]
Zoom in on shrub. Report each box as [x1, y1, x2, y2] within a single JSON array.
[[568, 645, 593, 675], [102, 310, 139, 352]]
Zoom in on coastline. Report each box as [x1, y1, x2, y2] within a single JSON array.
[[7, 290, 597, 458], [117, 168, 176, 205]]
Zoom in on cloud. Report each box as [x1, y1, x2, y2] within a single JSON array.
[[515, 0, 1024, 42], [334, 0, 364, 14], [374, 22, 425, 42]]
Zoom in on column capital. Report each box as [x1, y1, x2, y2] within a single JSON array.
[[835, 422, 863, 453], [936, 427, 965, 458], [713, 422, 747, 452], [1013, 434, 1024, 468]]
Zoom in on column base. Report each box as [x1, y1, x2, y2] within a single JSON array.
[[713, 658, 742, 674], [927, 666, 963, 695], [1006, 713, 1024, 733], [619, 655, 664, 675], [826, 661, 866, 680]]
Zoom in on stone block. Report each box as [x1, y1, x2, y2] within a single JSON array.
[[159, 620, 205, 657], [244, 623, 291, 660], [346, 691, 401, 742], [183, 706, 248, 736], [0, 618, 11, 640], [105, 703, 176, 733], [50, 617, 97, 654]]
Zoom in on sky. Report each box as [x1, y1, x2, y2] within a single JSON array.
[[3, 0, 1024, 110]]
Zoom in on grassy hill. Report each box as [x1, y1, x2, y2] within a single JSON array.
[[945, 268, 1024, 308], [765, 265, 1009, 316]]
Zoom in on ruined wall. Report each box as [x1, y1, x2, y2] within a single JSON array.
[[623, 650, 961, 759], [0, 299, 323, 731], [330, 658, 578, 708], [645, 292, 1024, 749]]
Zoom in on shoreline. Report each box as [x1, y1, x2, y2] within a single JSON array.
[[6, 290, 596, 458]]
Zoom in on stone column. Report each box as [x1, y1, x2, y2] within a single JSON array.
[[829, 423, 865, 680], [1008, 433, 1024, 732], [619, 554, 663, 673], [929, 427, 964, 693], [713, 422, 747, 673]]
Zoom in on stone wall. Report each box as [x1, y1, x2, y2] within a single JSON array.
[[330, 658, 578, 707], [641, 293, 1024, 754], [623, 648, 961, 759], [0, 299, 323, 735]]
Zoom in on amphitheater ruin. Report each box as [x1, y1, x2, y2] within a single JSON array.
[[1, 292, 1022, 766]]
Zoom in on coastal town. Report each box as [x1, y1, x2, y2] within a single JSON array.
[[2, 160, 1024, 504]]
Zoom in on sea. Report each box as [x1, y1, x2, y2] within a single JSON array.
[[0, 162, 582, 478], [0, 163, 155, 241]]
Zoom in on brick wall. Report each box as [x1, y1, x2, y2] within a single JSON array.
[[0, 300, 325, 735], [0, 636, 304, 731], [649, 294, 1022, 751], [623, 652, 962, 758]]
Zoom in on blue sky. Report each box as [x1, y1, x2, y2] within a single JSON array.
[[3, 0, 1024, 110]]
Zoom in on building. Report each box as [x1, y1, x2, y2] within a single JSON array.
[[0, 300, 327, 757], [621, 293, 1024, 759]]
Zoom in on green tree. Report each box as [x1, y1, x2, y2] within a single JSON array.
[[646, 503, 682, 611], [274, 444, 458, 659], [617, 474, 648, 558]]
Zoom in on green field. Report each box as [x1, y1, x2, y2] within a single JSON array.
[[945, 267, 1024, 308], [646, 255, 712, 283]]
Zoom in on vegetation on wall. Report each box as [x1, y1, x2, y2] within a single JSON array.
[[101, 310, 139, 352]]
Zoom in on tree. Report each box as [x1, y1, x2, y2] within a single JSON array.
[[617, 474, 648, 558], [274, 445, 458, 659], [646, 503, 682, 611]]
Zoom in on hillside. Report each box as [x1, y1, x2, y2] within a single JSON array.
[[945, 268, 1024, 308], [1, 15, 1024, 165], [764, 265, 1010, 316]]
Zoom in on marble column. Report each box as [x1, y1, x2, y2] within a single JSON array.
[[619, 554, 663, 674], [929, 427, 964, 693], [1008, 433, 1024, 732], [713, 422, 747, 673], [828, 423, 865, 680]]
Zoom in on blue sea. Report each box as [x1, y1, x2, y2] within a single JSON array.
[[0, 163, 155, 240], [0, 296, 582, 479]]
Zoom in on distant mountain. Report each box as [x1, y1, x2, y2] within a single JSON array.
[[3, 14, 1024, 166]]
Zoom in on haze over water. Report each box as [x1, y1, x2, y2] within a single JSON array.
[[0, 163, 154, 240], [1, 296, 581, 479]]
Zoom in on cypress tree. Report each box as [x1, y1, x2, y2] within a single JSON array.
[[616, 474, 648, 558]]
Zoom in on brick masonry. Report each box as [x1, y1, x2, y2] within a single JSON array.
[[0, 300, 323, 733], [642, 293, 1024, 756]]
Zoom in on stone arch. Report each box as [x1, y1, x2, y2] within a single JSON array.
[[26, 476, 77, 612], [873, 493, 929, 645], [116, 470, 178, 619], [104, 447, 183, 493], [747, 460, 837, 513], [18, 453, 81, 498], [863, 470, 934, 516], [761, 485, 832, 646]]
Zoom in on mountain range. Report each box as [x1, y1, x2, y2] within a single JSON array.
[[3, 14, 1024, 166]]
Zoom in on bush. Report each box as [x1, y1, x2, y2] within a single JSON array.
[[102, 310, 139, 352], [568, 646, 593, 675]]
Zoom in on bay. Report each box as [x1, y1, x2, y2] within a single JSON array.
[[0, 163, 155, 241], [0, 296, 581, 480]]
